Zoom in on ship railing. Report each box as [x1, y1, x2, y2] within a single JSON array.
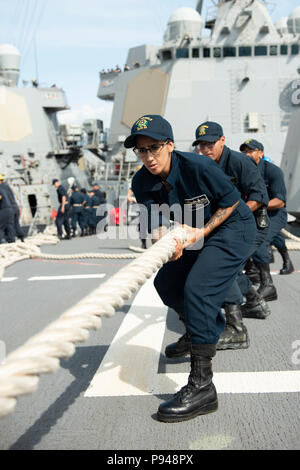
[[25, 205, 53, 236], [95, 161, 139, 182]]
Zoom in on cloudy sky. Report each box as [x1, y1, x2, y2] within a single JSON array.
[[0, 0, 299, 129]]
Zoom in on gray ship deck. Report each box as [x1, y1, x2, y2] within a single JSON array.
[[0, 232, 299, 451]]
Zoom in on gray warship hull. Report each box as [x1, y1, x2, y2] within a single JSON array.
[[98, 0, 300, 174]]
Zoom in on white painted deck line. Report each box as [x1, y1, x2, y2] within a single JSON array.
[[28, 274, 106, 281], [1, 277, 18, 282], [85, 276, 300, 397]]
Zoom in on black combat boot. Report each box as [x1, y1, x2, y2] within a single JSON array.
[[241, 285, 271, 319], [165, 330, 191, 358], [277, 246, 294, 275], [216, 304, 249, 350], [157, 344, 218, 423], [257, 262, 278, 301], [244, 258, 260, 284], [165, 313, 190, 358]]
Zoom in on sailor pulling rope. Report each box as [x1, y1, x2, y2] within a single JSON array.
[[0, 226, 188, 419], [0, 223, 299, 418]]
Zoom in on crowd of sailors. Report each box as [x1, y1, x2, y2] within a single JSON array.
[[100, 63, 138, 75], [121, 114, 297, 423], [52, 180, 108, 240]]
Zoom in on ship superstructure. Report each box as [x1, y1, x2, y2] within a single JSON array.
[[98, 0, 300, 166], [0, 44, 135, 226]]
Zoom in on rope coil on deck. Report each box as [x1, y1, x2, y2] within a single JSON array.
[[0, 227, 188, 419], [1, 225, 300, 282], [0, 226, 142, 281]]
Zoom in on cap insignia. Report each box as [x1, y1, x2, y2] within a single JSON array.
[[198, 125, 209, 136], [135, 116, 153, 131]]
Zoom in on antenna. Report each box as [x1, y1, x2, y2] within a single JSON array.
[[196, 1, 203, 14], [34, 34, 39, 84]]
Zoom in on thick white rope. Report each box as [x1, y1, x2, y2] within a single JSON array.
[[0, 227, 188, 419], [1, 225, 299, 281], [281, 228, 300, 249], [0, 227, 142, 281]]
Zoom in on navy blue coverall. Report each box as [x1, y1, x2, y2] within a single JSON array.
[[70, 190, 84, 232], [209, 146, 269, 303], [80, 191, 92, 231], [89, 195, 100, 229], [252, 159, 287, 264], [55, 184, 71, 238], [0, 182, 24, 241], [0, 186, 15, 243], [132, 150, 256, 345]]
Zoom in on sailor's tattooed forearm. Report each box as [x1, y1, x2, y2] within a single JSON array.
[[205, 207, 227, 232], [204, 202, 239, 234]]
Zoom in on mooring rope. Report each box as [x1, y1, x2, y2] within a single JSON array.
[[1, 225, 300, 282], [281, 228, 300, 249], [0, 227, 142, 281], [0, 223, 299, 418], [0, 227, 188, 419]]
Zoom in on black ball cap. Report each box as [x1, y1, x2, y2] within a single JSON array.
[[192, 121, 224, 146], [124, 115, 174, 148]]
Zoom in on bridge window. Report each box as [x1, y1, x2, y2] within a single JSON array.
[[254, 46, 267, 56], [176, 48, 189, 58], [162, 50, 172, 61], [239, 46, 252, 56], [291, 44, 299, 55], [213, 47, 221, 58], [223, 47, 236, 57], [280, 45, 288, 55], [203, 47, 210, 58], [192, 48, 200, 58], [269, 45, 277, 55]]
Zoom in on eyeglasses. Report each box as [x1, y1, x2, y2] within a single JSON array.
[[197, 139, 219, 150], [133, 141, 169, 157]]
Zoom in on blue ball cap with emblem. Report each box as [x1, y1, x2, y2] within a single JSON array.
[[239, 139, 264, 152], [124, 115, 174, 148], [192, 121, 224, 146]]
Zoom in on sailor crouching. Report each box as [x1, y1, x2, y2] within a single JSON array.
[[240, 139, 293, 292], [124, 114, 256, 423], [192, 122, 271, 344]]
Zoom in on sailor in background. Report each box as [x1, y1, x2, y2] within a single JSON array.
[[124, 114, 256, 422], [69, 185, 84, 237], [80, 188, 91, 236], [93, 183, 106, 205], [88, 189, 100, 235], [0, 174, 24, 242], [0, 175, 15, 243], [52, 179, 71, 240], [126, 187, 147, 249], [93, 184, 108, 232], [240, 139, 294, 287], [192, 122, 270, 352]]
